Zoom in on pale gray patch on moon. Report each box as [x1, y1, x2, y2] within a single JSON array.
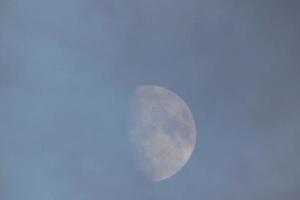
[[130, 85, 197, 182]]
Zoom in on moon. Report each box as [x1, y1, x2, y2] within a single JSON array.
[[129, 85, 197, 182]]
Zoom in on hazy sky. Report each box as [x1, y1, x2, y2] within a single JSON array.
[[0, 0, 299, 199]]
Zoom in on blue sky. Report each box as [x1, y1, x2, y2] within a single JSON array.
[[0, 0, 299, 199]]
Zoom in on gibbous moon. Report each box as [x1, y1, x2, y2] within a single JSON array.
[[130, 85, 197, 182]]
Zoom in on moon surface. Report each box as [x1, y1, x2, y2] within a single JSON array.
[[130, 85, 197, 182]]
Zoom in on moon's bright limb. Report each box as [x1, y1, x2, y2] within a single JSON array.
[[130, 85, 197, 182]]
